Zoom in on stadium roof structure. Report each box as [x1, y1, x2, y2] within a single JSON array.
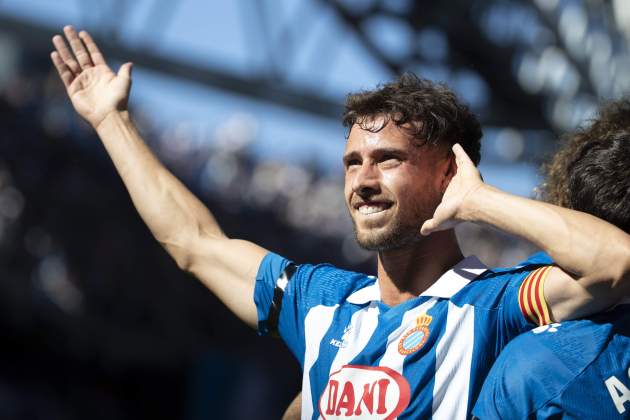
[[1, 0, 629, 170]]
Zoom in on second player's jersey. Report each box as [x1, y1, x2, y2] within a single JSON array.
[[473, 304, 630, 419], [254, 252, 552, 419]]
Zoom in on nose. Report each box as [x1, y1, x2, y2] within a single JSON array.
[[351, 162, 381, 198]]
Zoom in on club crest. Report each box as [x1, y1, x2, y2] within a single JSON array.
[[398, 313, 432, 355]]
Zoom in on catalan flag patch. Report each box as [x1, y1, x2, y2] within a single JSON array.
[[518, 266, 553, 326]]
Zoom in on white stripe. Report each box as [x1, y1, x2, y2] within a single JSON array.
[[301, 305, 338, 420], [378, 298, 438, 373], [346, 281, 380, 304], [420, 256, 486, 298], [328, 301, 380, 375], [432, 303, 475, 420]]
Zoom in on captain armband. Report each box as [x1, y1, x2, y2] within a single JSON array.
[[518, 266, 553, 326]]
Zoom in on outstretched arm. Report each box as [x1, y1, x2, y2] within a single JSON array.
[[51, 26, 267, 327], [422, 144, 630, 322]]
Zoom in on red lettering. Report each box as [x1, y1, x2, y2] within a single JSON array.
[[335, 381, 356, 416], [376, 378, 390, 414], [318, 365, 410, 419], [354, 381, 377, 415], [325, 380, 339, 415]]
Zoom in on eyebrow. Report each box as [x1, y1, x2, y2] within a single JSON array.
[[342, 147, 408, 164]]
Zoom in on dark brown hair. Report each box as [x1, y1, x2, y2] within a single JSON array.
[[541, 99, 630, 233], [342, 73, 482, 165]]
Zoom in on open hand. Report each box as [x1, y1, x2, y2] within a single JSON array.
[[420, 144, 484, 235], [51, 25, 132, 129]]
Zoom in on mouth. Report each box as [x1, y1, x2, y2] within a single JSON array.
[[354, 201, 393, 216]]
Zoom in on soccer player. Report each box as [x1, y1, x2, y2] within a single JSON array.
[[50, 26, 630, 419], [473, 100, 630, 419]]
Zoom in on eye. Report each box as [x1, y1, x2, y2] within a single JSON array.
[[345, 158, 361, 169], [379, 155, 402, 168]]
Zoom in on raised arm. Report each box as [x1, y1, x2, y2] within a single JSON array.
[[50, 26, 267, 327], [422, 144, 630, 321]]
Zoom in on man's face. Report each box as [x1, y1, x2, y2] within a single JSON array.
[[343, 119, 451, 251]]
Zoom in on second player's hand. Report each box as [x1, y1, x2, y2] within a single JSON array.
[[51, 25, 132, 129], [420, 144, 484, 235]]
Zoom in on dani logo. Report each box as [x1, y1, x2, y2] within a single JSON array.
[[398, 313, 432, 355], [319, 365, 410, 419]]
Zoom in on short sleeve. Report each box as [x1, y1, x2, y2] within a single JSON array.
[[496, 253, 554, 344], [253, 252, 291, 337], [253, 252, 373, 364]]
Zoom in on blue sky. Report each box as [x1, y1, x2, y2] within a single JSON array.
[[2, 0, 543, 195]]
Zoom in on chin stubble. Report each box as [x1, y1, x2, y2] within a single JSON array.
[[352, 217, 422, 251]]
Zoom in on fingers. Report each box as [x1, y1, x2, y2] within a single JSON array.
[[63, 25, 93, 69], [117, 62, 133, 80], [50, 51, 74, 89], [452, 143, 473, 168], [52, 33, 80, 75], [79, 30, 107, 66], [420, 219, 437, 236]]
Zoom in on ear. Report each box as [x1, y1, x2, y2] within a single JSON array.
[[440, 149, 457, 193]]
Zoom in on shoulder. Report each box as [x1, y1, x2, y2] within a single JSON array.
[[498, 318, 612, 376], [476, 309, 630, 418], [452, 252, 553, 309], [257, 252, 377, 307], [483, 319, 614, 405], [291, 259, 377, 307], [474, 319, 601, 418]]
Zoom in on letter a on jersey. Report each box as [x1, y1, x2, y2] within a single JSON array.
[[605, 375, 630, 414]]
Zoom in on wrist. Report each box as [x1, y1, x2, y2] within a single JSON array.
[[458, 183, 493, 222], [95, 110, 130, 133]]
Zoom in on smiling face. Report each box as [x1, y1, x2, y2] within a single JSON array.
[[343, 118, 451, 251]]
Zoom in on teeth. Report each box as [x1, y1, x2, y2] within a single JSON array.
[[358, 205, 386, 215]]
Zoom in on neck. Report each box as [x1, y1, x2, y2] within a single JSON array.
[[377, 229, 463, 307]]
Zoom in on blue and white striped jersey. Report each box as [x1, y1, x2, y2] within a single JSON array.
[[473, 304, 630, 420], [254, 252, 552, 419]]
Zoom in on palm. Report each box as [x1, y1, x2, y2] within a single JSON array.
[[421, 144, 483, 235], [67, 64, 129, 127], [51, 26, 132, 128]]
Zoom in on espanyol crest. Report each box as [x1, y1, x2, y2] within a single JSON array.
[[398, 313, 432, 355]]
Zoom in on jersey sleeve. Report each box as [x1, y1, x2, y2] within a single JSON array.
[[253, 252, 370, 364], [496, 254, 554, 343]]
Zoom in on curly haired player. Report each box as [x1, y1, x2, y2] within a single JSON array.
[[473, 100, 630, 419]]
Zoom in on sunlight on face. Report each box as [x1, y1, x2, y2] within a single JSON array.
[[343, 118, 449, 251]]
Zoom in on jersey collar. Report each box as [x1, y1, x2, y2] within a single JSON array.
[[346, 255, 487, 304], [419, 255, 487, 298]]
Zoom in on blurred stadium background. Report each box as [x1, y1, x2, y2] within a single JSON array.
[[0, 0, 628, 418]]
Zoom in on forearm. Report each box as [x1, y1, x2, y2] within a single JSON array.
[[464, 185, 630, 287], [95, 110, 224, 266]]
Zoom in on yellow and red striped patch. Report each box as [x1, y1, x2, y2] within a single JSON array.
[[518, 266, 553, 326]]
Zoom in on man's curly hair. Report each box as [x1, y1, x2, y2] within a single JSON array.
[[541, 99, 630, 233], [342, 73, 482, 165]]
